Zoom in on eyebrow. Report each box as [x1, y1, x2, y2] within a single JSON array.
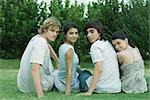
[[87, 29, 94, 32]]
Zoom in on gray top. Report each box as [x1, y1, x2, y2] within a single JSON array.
[[120, 48, 148, 93]]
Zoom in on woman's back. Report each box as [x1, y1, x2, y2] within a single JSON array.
[[57, 43, 79, 84], [119, 47, 148, 93]]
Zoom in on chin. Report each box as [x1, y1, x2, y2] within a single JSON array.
[[51, 37, 57, 41], [89, 40, 95, 43], [88, 39, 92, 43], [49, 39, 55, 41], [118, 50, 123, 52]]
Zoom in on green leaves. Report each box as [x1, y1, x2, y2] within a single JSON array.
[[0, 0, 149, 60]]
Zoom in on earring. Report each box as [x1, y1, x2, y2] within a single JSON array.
[[125, 38, 128, 42]]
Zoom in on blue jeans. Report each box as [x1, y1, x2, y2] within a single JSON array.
[[78, 70, 92, 92]]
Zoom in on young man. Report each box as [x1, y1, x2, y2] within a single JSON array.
[[17, 17, 61, 97], [78, 20, 121, 96]]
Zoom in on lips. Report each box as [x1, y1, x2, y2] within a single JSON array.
[[72, 39, 77, 41], [52, 36, 57, 39], [87, 38, 92, 41], [117, 48, 122, 52]]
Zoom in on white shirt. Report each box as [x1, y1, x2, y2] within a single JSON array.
[[86, 40, 121, 93], [17, 35, 54, 93]]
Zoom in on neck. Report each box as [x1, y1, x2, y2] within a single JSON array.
[[126, 45, 133, 50], [65, 41, 74, 46], [97, 36, 101, 41], [40, 34, 48, 42]]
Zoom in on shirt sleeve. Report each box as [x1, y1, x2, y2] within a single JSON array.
[[63, 44, 74, 54], [90, 45, 104, 64], [30, 40, 47, 65]]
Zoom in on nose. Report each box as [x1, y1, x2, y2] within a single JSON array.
[[54, 32, 58, 36], [115, 45, 119, 50], [87, 32, 91, 37]]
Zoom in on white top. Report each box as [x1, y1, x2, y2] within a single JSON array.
[[86, 40, 121, 93], [17, 34, 54, 93]]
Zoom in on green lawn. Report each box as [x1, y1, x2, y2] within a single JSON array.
[[0, 59, 150, 100]]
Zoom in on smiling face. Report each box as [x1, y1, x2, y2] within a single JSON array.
[[65, 28, 79, 44], [86, 28, 100, 43], [112, 38, 128, 52], [43, 26, 60, 41]]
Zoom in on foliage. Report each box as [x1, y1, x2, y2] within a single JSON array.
[[49, 0, 89, 61], [87, 0, 149, 59], [0, 0, 39, 58], [117, 0, 149, 59], [0, 0, 149, 60]]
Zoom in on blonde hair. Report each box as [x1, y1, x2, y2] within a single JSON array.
[[38, 17, 61, 34]]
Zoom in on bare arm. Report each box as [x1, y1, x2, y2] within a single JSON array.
[[78, 62, 102, 96], [48, 44, 60, 68], [87, 62, 102, 94], [117, 52, 124, 64], [117, 51, 133, 65], [32, 63, 44, 98], [65, 48, 73, 95]]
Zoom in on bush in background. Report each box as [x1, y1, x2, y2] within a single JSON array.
[[0, 0, 149, 60]]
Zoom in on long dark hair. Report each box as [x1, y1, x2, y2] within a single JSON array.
[[112, 31, 135, 48]]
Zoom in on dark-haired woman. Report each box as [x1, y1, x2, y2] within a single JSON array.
[[54, 22, 80, 95], [112, 31, 148, 93]]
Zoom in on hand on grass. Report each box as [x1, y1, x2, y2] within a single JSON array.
[[65, 92, 70, 96], [38, 94, 44, 98], [77, 92, 92, 96]]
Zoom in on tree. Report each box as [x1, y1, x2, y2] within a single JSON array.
[[0, 0, 39, 58], [0, 0, 149, 60]]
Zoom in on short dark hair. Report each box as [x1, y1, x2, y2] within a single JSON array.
[[84, 20, 105, 40], [84, 20, 104, 34]]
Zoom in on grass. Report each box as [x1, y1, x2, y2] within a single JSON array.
[[0, 59, 150, 100]]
